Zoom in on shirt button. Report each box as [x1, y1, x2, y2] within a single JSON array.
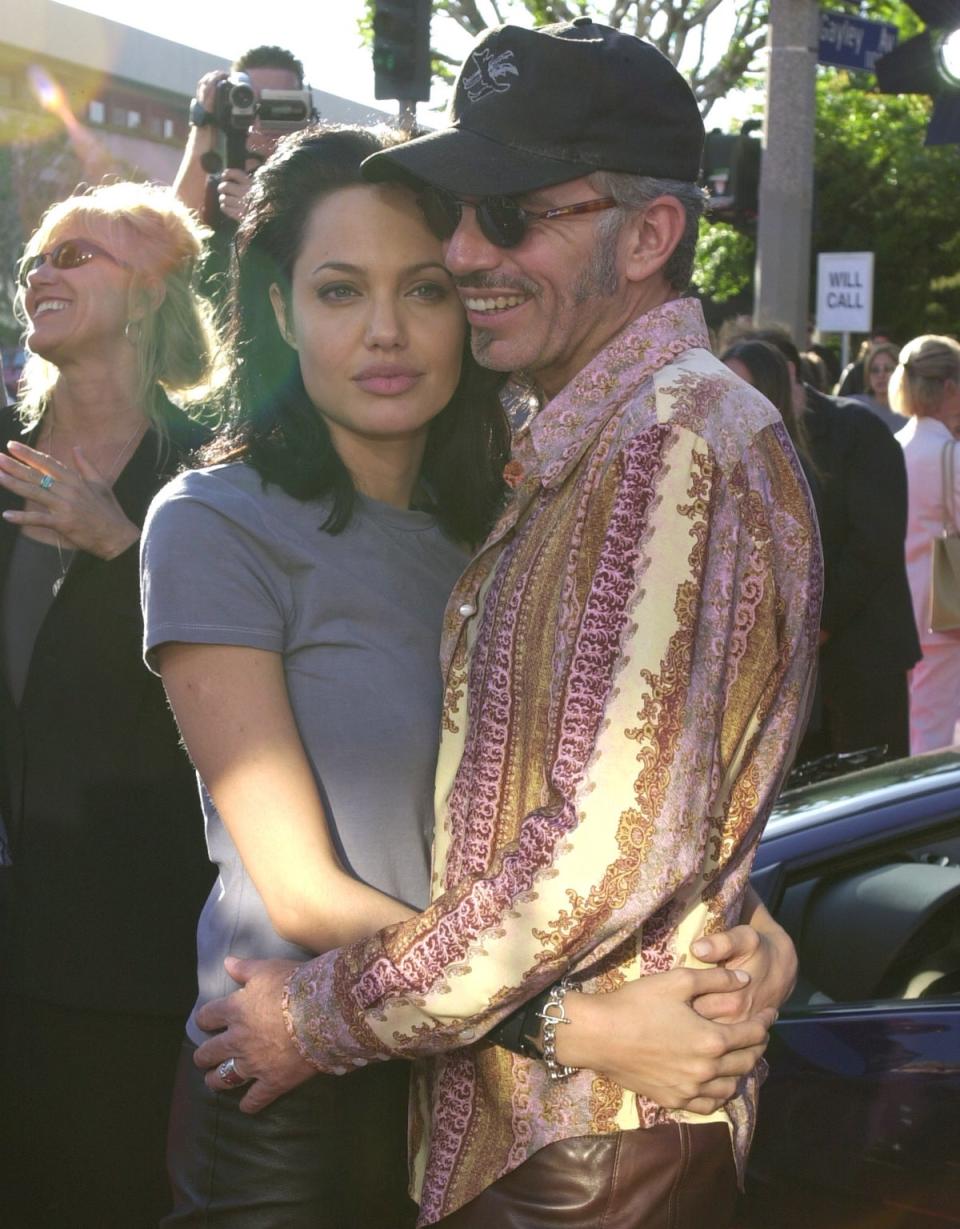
[[459, 602, 477, 617]]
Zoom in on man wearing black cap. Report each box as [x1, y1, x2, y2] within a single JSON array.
[[192, 21, 820, 1227]]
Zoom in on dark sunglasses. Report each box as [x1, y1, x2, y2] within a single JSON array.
[[417, 186, 618, 249], [18, 238, 130, 288]]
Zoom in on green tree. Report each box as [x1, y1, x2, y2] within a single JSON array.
[[694, 74, 960, 336], [693, 221, 755, 316], [813, 72, 960, 340], [692, 4, 944, 327]]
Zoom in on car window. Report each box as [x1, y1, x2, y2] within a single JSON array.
[[778, 819, 960, 1010]]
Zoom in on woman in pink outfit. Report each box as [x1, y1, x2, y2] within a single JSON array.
[[893, 335, 960, 752]]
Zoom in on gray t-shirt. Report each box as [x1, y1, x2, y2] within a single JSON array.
[[849, 393, 907, 435], [141, 462, 468, 1042]]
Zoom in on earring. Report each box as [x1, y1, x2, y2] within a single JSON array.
[[124, 320, 142, 345]]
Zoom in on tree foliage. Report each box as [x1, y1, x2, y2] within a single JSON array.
[[813, 72, 960, 340], [695, 0, 954, 337], [695, 70, 960, 339], [365, 1, 770, 115], [693, 221, 755, 317]]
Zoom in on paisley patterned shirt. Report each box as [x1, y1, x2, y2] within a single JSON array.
[[283, 297, 822, 1225]]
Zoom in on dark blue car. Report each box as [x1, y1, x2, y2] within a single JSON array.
[[741, 750, 960, 1228]]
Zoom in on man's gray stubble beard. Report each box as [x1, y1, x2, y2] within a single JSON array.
[[572, 216, 621, 305], [464, 222, 621, 369]]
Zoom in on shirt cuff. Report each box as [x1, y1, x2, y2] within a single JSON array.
[[282, 951, 377, 1074]]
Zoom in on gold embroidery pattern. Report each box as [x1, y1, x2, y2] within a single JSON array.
[[280, 301, 821, 1225]]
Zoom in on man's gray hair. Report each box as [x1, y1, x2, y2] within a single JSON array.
[[589, 171, 707, 291]]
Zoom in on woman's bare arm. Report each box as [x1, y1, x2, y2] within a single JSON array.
[[156, 641, 416, 952]]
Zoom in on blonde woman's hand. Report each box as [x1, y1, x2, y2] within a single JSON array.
[[0, 440, 140, 560]]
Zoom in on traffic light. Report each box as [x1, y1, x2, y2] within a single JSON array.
[[372, 0, 432, 102], [702, 124, 761, 226], [874, 0, 960, 144]]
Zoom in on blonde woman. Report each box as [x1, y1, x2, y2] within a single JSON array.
[[0, 183, 219, 1227], [853, 341, 904, 434], [893, 335, 960, 753]]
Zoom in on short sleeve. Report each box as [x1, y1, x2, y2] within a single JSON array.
[[140, 469, 288, 671]]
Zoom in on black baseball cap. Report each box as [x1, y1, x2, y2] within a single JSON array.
[[363, 19, 705, 196]]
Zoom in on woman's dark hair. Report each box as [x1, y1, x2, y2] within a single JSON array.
[[721, 340, 794, 425], [800, 350, 827, 392], [204, 124, 510, 545], [720, 338, 814, 475]]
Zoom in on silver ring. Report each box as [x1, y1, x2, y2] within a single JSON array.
[[217, 1056, 247, 1088], [39, 474, 54, 491]]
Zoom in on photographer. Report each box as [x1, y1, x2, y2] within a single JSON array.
[[174, 45, 309, 228]]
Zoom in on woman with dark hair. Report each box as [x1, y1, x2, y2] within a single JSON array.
[[722, 339, 794, 418], [141, 125, 510, 1227], [720, 337, 813, 475]]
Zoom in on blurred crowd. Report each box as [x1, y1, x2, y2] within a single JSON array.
[[1, 346, 26, 404], [713, 322, 960, 772]]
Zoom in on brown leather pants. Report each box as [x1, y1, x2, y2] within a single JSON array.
[[435, 1122, 738, 1229]]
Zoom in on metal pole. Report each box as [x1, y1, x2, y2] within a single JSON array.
[[398, 100, 416, 133], [754, 0, 820, 347]]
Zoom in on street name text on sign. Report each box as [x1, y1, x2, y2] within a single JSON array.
[[818, 10, 898, 72], [817, 252, 874, 334]]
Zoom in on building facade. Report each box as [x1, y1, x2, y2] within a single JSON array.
[[0, 0, 392, 354]]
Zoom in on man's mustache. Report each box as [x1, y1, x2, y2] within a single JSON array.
[[453, 274, 540, 297]]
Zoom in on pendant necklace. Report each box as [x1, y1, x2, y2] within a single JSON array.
[[52, 536, 67, 598], [47, 411, 68, 597], [45, 412, 147, 597]]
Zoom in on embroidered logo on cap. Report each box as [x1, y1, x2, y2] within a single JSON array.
[[463, 49, 519, 101]]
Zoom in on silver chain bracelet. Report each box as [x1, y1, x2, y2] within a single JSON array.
[[535, 977, 581, 1080]]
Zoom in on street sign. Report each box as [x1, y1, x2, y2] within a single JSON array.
[[819, 10, 898, 72], [816, 252, 874, 334]]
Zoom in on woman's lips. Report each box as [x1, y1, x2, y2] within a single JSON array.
[[353, 370, 422, 395]]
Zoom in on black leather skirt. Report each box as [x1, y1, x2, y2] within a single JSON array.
[[164, 1040, 418, 1228]]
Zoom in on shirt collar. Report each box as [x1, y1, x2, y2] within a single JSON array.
[[504, 297, 710, 490]]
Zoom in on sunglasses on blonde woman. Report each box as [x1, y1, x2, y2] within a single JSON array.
[[18, 238, 130, 288]]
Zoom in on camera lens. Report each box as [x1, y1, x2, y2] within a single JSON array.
[[229, 82, 255, 108]]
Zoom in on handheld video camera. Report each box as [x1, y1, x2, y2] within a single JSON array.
[[202, 72, 314, 227]]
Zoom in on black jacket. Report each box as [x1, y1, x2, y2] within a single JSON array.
[[803, 385, 921, 675], [0, 399, 214, 1015]]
